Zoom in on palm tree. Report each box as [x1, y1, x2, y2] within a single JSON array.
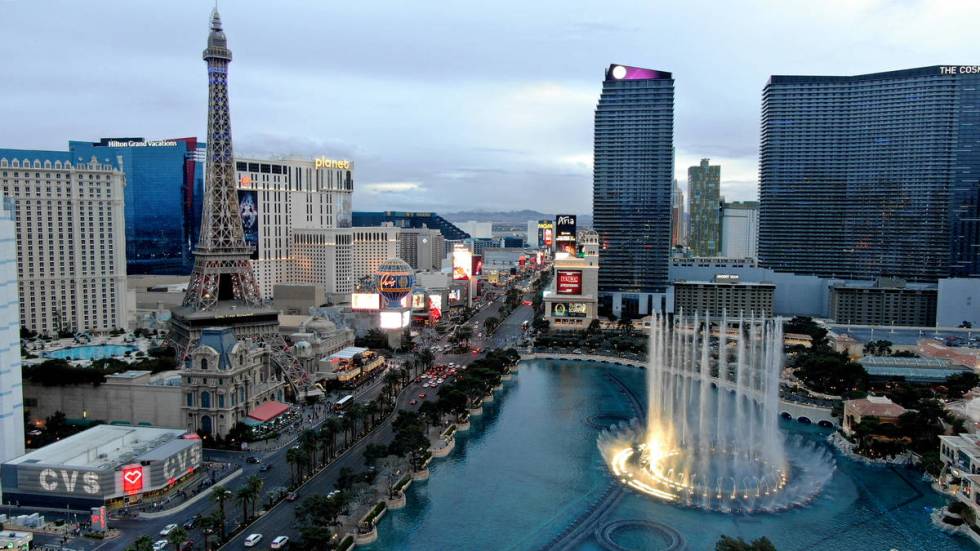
[[349, 403, 366, 439], [322, 418, 340, 459], [167, 526, 188, 550], [236, 485, 251, 523], [285, 447, 303, 485], [341, 415, 355, 448], [127, 535, 155, 551], [246, 475, 264, 518], [365, 400, 380, 430], [210, 485, 232, 541], [299, 429, 318, 469], [316, 424, 332, 465]]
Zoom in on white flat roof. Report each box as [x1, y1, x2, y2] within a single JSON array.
[[6, 425, 187, 470], [329, 346, 369, 360]]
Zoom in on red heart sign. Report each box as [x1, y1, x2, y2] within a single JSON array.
[[122, 465, 144, 494]]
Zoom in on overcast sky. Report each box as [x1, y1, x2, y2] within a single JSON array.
[[3, 0, 978, 214]]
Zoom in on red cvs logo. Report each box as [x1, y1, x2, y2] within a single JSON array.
[[122, 464, 144, 495]]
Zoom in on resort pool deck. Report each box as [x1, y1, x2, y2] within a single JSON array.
[[367, 359, 971, 551], [44, 344, 138, 361]]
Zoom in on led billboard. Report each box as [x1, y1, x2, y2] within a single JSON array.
[[555, 214, 577, 256], [351, 293, 381, 311], [471, 255, 483, 277], [428, 294, 443, 320], [556, 270, 583, 295], [380, 310, 410, 329], [238, 190, 260, 260], [552, 302, 587, 318], [537, 220, 554, 248], [453, 248, 473, 280]]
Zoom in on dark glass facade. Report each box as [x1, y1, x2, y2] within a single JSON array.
[[69, 138, 205, 274], [352, 211, 469, 240], [593, 64, 674, 296], [759, 66, 980, 281]]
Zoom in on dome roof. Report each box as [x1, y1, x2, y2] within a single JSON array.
[[294, 340, 313, 358], [376, 258, 414, 274], [303, 316, 336, 335]]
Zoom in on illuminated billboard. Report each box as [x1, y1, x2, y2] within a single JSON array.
[[448, 288, 463, 305], [380, 310, 410, 329], [556, 270, 583, 295], [351, 293, 381, 311], [412, 291, 426, 310], [428, 294, 443, 320], [471, 255, 483, 277], [552, 302, 587, 318], [238, 190, 260, 260], [537, 220, 554, 248], [453, 248, 473, 280], [555, 214, 577, 256], [518, 256, 526, 269]]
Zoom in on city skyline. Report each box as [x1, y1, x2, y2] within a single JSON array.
[[4, 0, 978, 213]]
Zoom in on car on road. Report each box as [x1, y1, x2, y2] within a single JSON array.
[[153, 541, 168, 551], [286, 491, 298, 502], [271, 535, 290, 549], [259, 464, 273, 472], [418, 393, 426, 399], [182, 515, 198, 529], [244, 533, 263, 547], [160, 523, 178, 536], [409, 399, 417, 406], [246, 456, 261, 464]]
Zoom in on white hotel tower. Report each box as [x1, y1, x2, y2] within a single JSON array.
[[0, 199, 24, 463], [234, 156, 354, 297]]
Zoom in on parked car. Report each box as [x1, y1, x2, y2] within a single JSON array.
[[271, 535, 290, 549], [244, 533, 263, 547]]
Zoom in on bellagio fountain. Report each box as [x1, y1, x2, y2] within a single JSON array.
[[599, 312, 834, 513]]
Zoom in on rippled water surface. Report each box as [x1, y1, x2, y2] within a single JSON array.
[[367, 359, 969, 551]]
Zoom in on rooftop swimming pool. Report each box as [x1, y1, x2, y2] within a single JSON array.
[[367, 359, 970, 551], [44, 344, 138, 361]]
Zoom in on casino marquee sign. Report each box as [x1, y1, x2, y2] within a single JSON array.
[[1, 440, 202, 508]]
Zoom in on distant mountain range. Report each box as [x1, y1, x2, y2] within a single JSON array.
[[443, 210, 593, 228]]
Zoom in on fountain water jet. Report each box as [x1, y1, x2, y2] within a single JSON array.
[[598, 312, 835, 513]]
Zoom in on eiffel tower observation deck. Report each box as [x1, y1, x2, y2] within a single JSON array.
[[168, 8, 308, 395]]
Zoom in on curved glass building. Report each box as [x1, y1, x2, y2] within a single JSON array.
[[759, 66, 980, 281]]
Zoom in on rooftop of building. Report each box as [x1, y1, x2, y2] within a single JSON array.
[[768, 65, 972, 85], [5, 425, 189, 470], [845, 395, 907, 418], [858, 356, 955, 369]]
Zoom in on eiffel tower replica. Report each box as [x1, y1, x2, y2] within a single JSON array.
[[168, 8, 308, 395]]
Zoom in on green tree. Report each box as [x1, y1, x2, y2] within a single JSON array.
[[246, 475, 264, 518], [210, 485, 232, 541], [716, 535, 778, 551], [286, 447, 304, 485], [126, 535, 156, 551], [167, 526, 188, 550], [236, 484, 252, 522], [863, 339, 893, 356]]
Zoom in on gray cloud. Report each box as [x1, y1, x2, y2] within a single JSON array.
[[2, 0, 977, 214]]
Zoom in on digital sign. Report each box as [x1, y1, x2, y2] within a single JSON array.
[[412, 292, 426, 310], [121, 464, 144, 495], [606, 64, 670, 81], [537, 220, 554, 248], [238, 190, 260, 260], [428, 294, 442, 320], [453, 248, 473, 280], [351, 293, 381, 311], [556, 270, 583, 295], [471, 255, 483, 277], [555, 214, 577, 255], [518, 256, 526, 269], [552, 302, 587, 318], [449, 288, 462, 304], [380, 310, 410, 329]]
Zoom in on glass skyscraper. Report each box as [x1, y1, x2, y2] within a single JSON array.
[[593, 64, 674, 319], [69, 138, 206, 275], [759, 66, 980, 281]]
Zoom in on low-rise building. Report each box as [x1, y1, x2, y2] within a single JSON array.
[[858, 356, 971, 384], [829, 278, 937, 327], [0, 530, 31, 550], [842, 395, 907, 437], [672, 275, 774, 317], [1, 425, 201, 510], [939, 432, 980, 513], [544, 230, 599, 331]]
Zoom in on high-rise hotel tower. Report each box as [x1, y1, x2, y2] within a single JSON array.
[[593, 64, 674, 319], [759, 66, 980, 281]]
